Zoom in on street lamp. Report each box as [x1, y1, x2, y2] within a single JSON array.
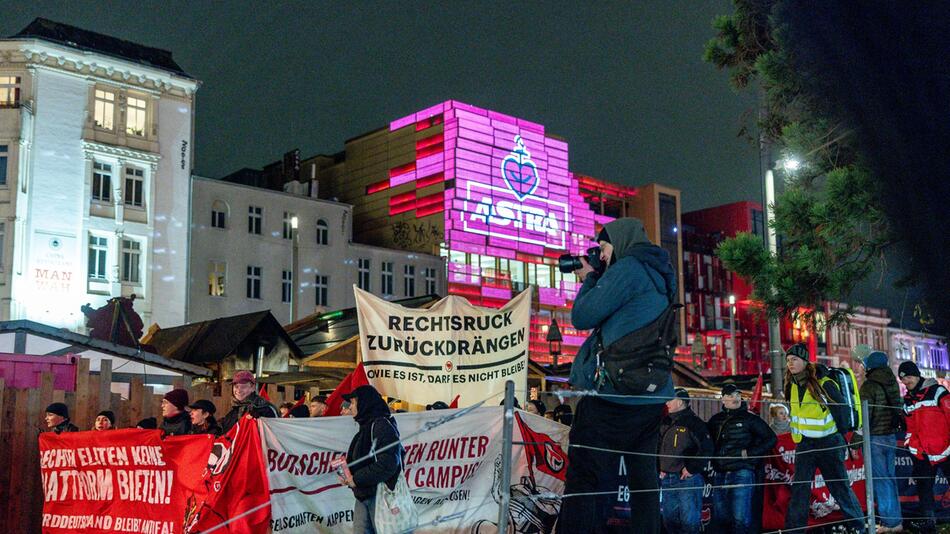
[[546, 318, 563, 370], [290, 216, 299, 323], [728, 295, 737, 375]]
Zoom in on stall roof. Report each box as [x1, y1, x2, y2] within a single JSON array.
[[0, 320, 211, 377]]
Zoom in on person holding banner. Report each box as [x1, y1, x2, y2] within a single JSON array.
[[161, 388, 192, 436], [338, 385, 403, 534], [44, 402, 78, 434], [93, 410, 115, 430], [219, 370, 278, 434], [558, 218, 677, 534], [783, 344, 865, 533], [187, 399, 221, 435]]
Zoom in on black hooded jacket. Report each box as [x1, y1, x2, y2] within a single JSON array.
[[345, 386, 402, 501]]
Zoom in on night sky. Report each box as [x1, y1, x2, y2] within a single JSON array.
[[3, 1, 922, 328]]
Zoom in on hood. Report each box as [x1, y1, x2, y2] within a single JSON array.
[[914, 377, 939, 393], [603, 218, 650, 258], [603, 218, 676, 298], [348, 385, 391, 424]]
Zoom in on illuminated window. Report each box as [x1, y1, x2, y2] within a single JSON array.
[[381, 262, 394, 296], [282, 212, 295, 239], [208, 261, 226, 296], [315, 274, 329, 306], [88, 235, 108, 280], [94, 89, 115, 130], [246, 265, 262, 299], [281, 270, 292, 303], [510, 260, 525, 288], [358, 259, 371, 291], [126, 96, 147, 136], [123, 167, 144, 207], [0, 76, 20, 108], [404, 265, 415, 297], [121, 239, 141, 284], [248, 206, 262, 235], [92, 162, 112, 202], [424, 267, 437, 295], [211, 200, 228, 228], [0, 144, 7, 185], [316, 219, 329, 245]]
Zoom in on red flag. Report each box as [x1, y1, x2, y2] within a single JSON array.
[[514, 412, 569, 482], [258, 383, 271, 402], [184, 415, 271, 533], [749, 372, 764, 414], [448, 394, 460, 409], [324, 362, 369, 417]]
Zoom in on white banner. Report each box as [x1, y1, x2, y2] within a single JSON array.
[[354, 286, 532, 407], [260, 407, 568, 534]]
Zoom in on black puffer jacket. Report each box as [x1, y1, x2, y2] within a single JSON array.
[[346, 386, 401, 502], [707, 402, 777, 472], [860, 366, 904, 436]]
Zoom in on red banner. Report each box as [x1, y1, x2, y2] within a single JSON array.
[[184, 415, 270, 534], [39, 429, 211, 534], [762, 432, 867, 530]]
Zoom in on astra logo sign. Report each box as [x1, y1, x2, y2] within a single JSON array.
[[461, 135, 571, 250]]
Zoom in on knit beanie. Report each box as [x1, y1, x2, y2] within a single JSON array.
[[786, 343, 810, 362], [163, 389, 189, 411], [136, 417, 157, 429], [97, 410, 115, 425], [673, 387, 691, 405], [863, 351, 889, 371], [898, 361, 921, 379], [46, 402, 69, 418]]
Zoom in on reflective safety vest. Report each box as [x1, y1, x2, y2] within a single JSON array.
[[789, 377, 838, 443]]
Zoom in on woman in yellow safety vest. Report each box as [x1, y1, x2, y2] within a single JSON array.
[[782, 343, 865, 533]]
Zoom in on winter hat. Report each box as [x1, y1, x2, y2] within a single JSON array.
[[163, 389, 189, 411], [720, 384, 740, 398], [673, 387, 691, 405], [96, 410, 115, 425], [46, 402, 69, 418], [898, 361, 921, 379], [187, 399, 216, 415], [863, 351, 889, 371], [289, 404, 310, 418], [851, 344, 872, 362], [136, 417, 157, 429], [426, 401, 449, 410], [232, 370, 256, 385], [786, 343, 810, 362]]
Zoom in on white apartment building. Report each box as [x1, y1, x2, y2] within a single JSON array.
[[189, 176, 446, 325], [0, 18, 197, 329]]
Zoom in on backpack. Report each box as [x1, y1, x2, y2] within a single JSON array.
[[822, 366, 862, 433], [596, 302, 682, 395]]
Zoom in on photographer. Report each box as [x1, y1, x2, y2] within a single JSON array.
[[557, 218, 677, 534]]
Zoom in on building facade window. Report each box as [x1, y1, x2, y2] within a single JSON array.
[[246, 266, 262, 299], [88, 235, 108, 280], [94, 89, 115, 130], [0, 144, 8, 186], [0, 222, 4, 268], [120, 238, 141, 284], [855, 327, 869, 347], [0, 76, 20, 108], [248, 206, 262, 235], [282, 212, 295, 239], [316, 219, 329, 245], [208, 261, 226, 296], [424, 267, 437, 295], [381, 262, 394, 296], [751, 209, 765, 238], [404, 265, 415, 297], [281, 270, 292, 303], [872, 329, 884, 351], [358, 258, 371, 290], [125, 96, 147, 136], [315, 275, 329, 306], [123, 167, 144, 207], [92, 162, 112, 202], [211, 200, 228, 229]]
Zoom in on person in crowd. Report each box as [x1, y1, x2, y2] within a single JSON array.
[[544, 411, 555, 420], [289, 404, 310, 418], [526, 400, 547, 416], [93, 410, 115, 431], [338, 385, 402, 534], [552, 404, 573, 426], [659, 388, 713, 534], [426, 401, 450, 410], [899, 361, 949, 534], [309, 395, 328, 417], [706, 384, 776, 534], [219, 370, 278, 433], [784, 343, 864, 532], [161, 388, 191, 436], [187, 399, 221, 435], [769, 404, 791, 435], [136, 417, 157, 429], [854, 351, 904, 532], [279, 402, 294, 418], [45, 403, 78, 434], [341, 401, 355, 417], [558, 218, 677, 534]]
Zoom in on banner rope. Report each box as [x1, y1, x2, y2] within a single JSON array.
[[540, 389, 914, 411], [529, 476, 860, 501]]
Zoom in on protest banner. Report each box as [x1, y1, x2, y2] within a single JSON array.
[[39, 429, 211, 534], [354, 287, 532, 407], [184, 415, 271, 534], [260, 407, 567, 533]]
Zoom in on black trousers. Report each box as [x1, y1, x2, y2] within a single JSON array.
[[557, 397, 664, 534], [911, 455, 946, 530]]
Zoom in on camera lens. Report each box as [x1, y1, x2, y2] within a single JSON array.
[[557, 254, 581, 274]]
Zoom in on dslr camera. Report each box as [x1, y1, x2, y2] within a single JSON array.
[[558, 246, 605, 275]]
